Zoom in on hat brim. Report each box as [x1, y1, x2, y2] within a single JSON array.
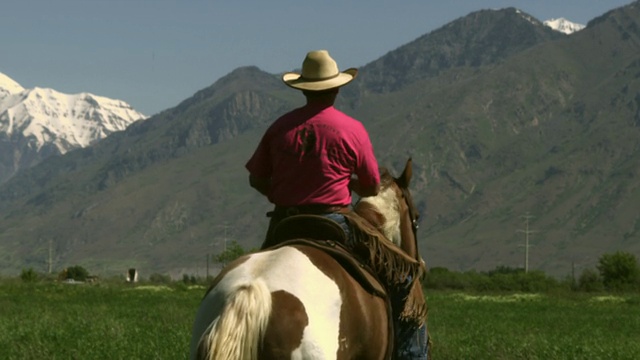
[[282, 68, 358, 91]]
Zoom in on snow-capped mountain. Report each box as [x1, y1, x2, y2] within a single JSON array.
[[0, 72, 147, 153], [544, 18, 586, 34], [0, 71, 147, 183]]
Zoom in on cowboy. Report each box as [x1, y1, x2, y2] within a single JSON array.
[[245, 49, 380, 247], [246, 50, 428, 359]]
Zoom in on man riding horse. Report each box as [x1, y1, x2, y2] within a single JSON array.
[[245, 50, 428, 359]]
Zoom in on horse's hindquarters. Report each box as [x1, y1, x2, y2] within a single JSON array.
[[191, 245, 390, 360]]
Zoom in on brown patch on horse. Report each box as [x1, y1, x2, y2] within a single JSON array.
[[260, 290, 308, 359], [296, 245, 392, 359], [354, 201, 386, 230]]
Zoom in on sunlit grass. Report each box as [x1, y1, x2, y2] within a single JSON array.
[[427, 291, 640, 360], [1, 282, 639, 359]]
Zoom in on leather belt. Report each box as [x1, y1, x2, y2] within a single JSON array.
[[272, 204, 350, 217]]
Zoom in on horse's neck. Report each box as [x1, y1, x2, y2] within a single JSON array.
[[356, 186, 421, 260], [356, 187, 402, 247]]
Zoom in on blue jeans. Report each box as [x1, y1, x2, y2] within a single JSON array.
[[321, 213, 351, 243], [402, 324, 429, 360], [392, 277, 429, 360]]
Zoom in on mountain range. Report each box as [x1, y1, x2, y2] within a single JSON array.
[[0, 72, 147, 184], [0, 3, 639, 278]]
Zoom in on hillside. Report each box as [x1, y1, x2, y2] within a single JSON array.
[[0, 4, 639, 278]]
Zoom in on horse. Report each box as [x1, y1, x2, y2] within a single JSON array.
[[189, 158, 423, 360]]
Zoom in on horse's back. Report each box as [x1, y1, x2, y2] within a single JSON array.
[[191, 244, 389, 360]]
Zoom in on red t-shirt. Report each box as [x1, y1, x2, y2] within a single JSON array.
[[246, 104, 379, 206]]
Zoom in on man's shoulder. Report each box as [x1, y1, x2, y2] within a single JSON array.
[[268, 107, 307, 130], [325, 107, 363, 125]]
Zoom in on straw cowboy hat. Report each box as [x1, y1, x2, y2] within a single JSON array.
[[282, 50, 358, 91]]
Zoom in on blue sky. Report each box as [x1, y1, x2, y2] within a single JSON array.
[[0, 0, 633, 116]]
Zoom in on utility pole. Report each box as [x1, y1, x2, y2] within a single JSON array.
[[222, 223, 228, 253], [209, 223, 230, 271], [571, 257, 590, 289], [220, 223, 229, 267], [517, 213, 537, 273], [47, 239, 53, 274], [206, 253, 210, 280]]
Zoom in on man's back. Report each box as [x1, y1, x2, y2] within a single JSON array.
[[250, 103, 377, 206]]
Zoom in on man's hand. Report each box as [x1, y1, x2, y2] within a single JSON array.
[[349, 177, 380, 197]]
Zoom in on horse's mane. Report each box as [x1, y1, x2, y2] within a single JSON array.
[[352, 166, 427, 325], [378, 168, 394, 189], [354, 168, 400, 245]]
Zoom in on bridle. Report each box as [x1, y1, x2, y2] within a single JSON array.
[[399, 184, 420, 261]]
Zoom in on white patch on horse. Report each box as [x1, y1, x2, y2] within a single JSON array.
[[209, 247, 343, 359], [359, 186, 402, 246]]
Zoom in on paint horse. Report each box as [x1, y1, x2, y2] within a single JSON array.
[[189, 158, 424, 360]]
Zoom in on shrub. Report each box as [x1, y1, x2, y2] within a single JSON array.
[[60, 265, 89, 281], [148, 273, 172, 284], [20, 268, 38, 282], [424, 267, 469, 290], [597, 251, 640, 291], [577, 268, 604, 292], [182, 274, 197, 284], [424, 266, 563, 292]]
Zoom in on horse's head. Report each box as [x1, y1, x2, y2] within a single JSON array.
[[355, 158, 420, 259]]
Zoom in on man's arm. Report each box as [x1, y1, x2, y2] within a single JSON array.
[[249, 174, 271, 197], [349, 177, 380, 198]]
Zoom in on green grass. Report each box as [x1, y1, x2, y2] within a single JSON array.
[[0, 281, 202, 359], [1, 282, 639, 359], [427, 291, 640, 359]]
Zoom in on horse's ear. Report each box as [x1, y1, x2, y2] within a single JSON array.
[[397, 158, 413, 188]]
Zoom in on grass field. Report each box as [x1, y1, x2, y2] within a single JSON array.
[[426, 292, 640, 359], [1, 281, 639, 359]]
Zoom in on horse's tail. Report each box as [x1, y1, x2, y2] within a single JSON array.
[[197, 279, 272, 360]]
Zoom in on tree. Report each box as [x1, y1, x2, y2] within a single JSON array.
[[214, 240, 251, 265], [60, 265, 90, 281], [596, 251, 640, 290]]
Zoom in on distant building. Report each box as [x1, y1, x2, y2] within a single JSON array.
[[126, 268, 138, 282]]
